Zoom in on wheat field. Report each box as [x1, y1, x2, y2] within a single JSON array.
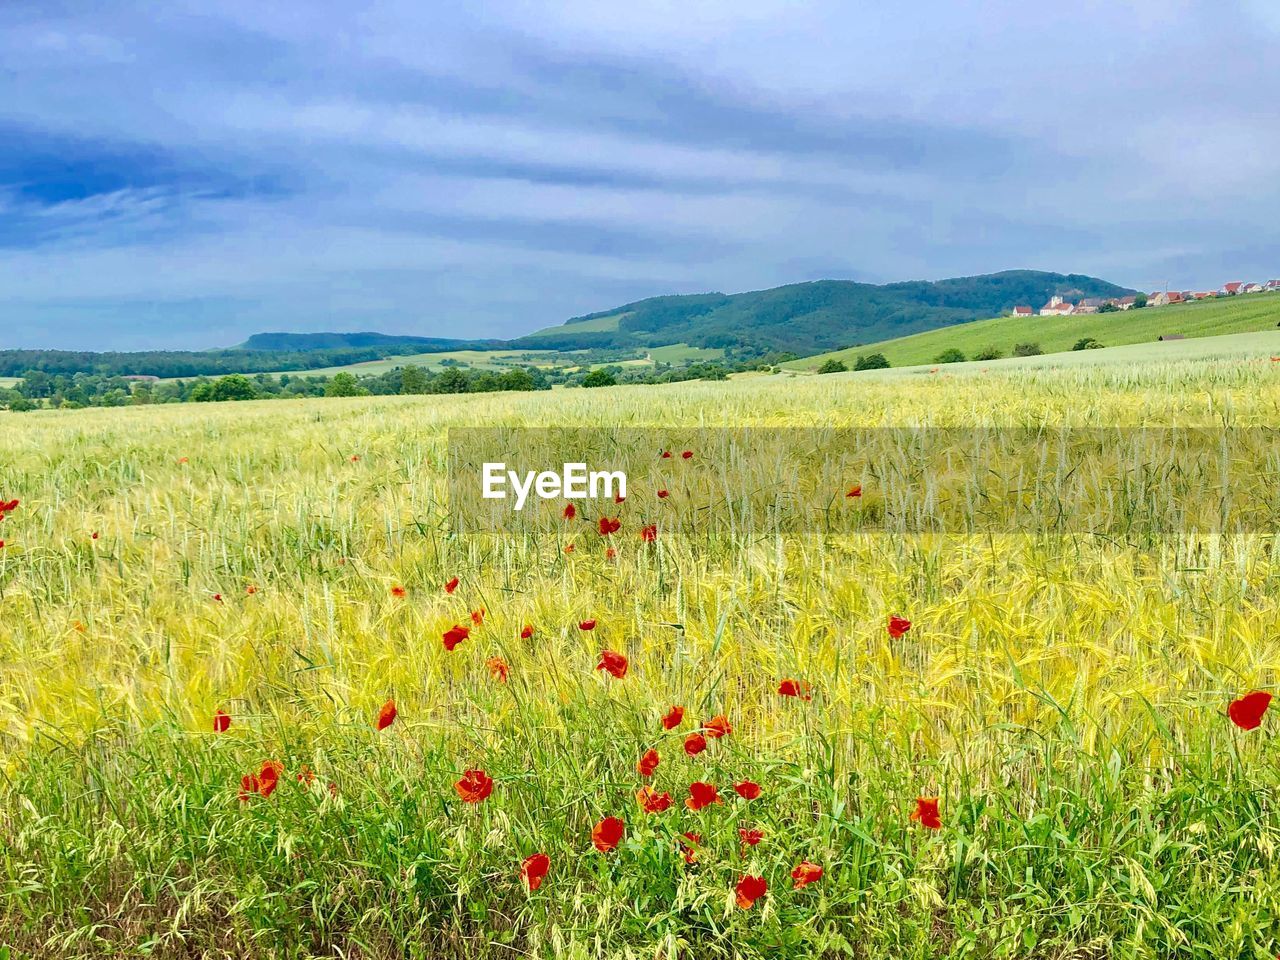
[[3, 361, 1280, 959]]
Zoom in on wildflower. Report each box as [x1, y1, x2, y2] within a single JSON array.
[[391, 585, 407, 598], [520, 624, 534, 639], [486, 656, 509, 683], [661, 450, 672, 459], [888, 615, 912, 638], [846, 484, 862, 498], [597, 649, 628, 679], [605, 547, 616, 560], [565, 543, 575, 553], [0, 498, 19, 515], [641, 523, 657, 542], [376, 699, 397, 730], [733, 780, 761, 800], [677, 831, 701, 863], [521, 853, 550, 891], [212, 594, 223, 602], [445, 576, 459, 593], [911, 796, 942, 829], [662, 705, 685, 729], [598, 516, 621, 536], [245, 584, 257, 595], [563, 503, 576, 520], [91, 531, 99, 540], [703, 714, 732, 739], [778, 678, 812, 700], [470, 608, 485, 626], [791, 861, 823, 889], [578, 619, 596, 631], [455, 768, 494, 803], [657, 489, 669, 499], [686, 781, 721, 811], [735, 875, 767, 909], [296, 765, 316, 785], [212, 709, 231, 733], [637, 748, 660, 777], [1229, 690, 1272, 730], [739, 827, 764, 848], [443, 624, 470, 651], [636, 785, 672, 813], [244, 760, 282, 799], [350, 454, 359, 462], [615, 493, 626, 504], [681, 450, 693, 459], [592, 816, 625, 852], [684, 732, 708, 756], [177, 457, 189, 464]]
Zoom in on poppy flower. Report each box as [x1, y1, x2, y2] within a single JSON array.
[[888, 615, 912, 638], [471, 608, 485, 626], [443, 624, 470, 651], [350, 454, 360, 462], [0, 499, 19, 515], [637, 748, 660, 777], [684, 732, 707, 756], [0, 541, 5, 549], [245, 584, 257, 595], [257, 760, 283, 798], [598, 516, 621, 536], [213, 709, 231, 733], [238, 774, 258, 802], [636, 785, 673, 813], [911, 796, 942, 830], [520, 624, 534, 639], [686, 781, 721, 811], [615, 493, 626, 504], [677, 831, 701, 863], [578, 619, 596, 631], [212, 594, 223, 603], [640, 523, 657, 542], [681, 450, 693, 459], [739, 827, 764, 847], [564, 543, 575, 553], [455, 768, 494, 803], [778, 678, 812, 700], [733, 780, 761, 800], [597, 649, 628, 679], [605, 547, 617, 560], [1229, 690, 1273, 730], [846, 484, 863, 498], [735, 875, 767, 910], [444, 577, 459, 594], [661, 450, 673, 459], [486, 656, 509, 683], [563, 503, 576, 520], [592, 816, 625, 852], [791, 861, 823, 889], [662, 705, 685, 730], [657, 489, 669, 499], [521, 853, 550, 891], [703, 715, 732, 739], [90, 532, 99, 540], [177, 457, 188, 464], [296, 765, 316, 785], [391, 585, 407, 598], [376, 699, 397, 730]]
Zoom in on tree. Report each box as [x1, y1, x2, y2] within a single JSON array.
[[854, 353, 890, 370], [973, 346, 1003, 361], [1132, 292, 1148, 309], [581, 368, 617, 388], [816, 359, 848, 374], [1073, 337, 1103, 351], [433, 368, 471, 394], [400, 365, 431, 394], [1012, 342, 1043, 357], [1098, 302, 1119, 313], [211, 374, 257, 401], [934, 348, 966, 364], [325, 372, 365, 397]]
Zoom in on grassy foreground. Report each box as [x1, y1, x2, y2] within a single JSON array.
[[4, 363, 1280, 959]]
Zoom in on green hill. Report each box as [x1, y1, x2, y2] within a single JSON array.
[[237, 331, 504, 352], [511, 271, 1135, 355], [788, 292, 1280, 370]]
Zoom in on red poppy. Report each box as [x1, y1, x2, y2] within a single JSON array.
[[563, 503, 576, 520], [662, 705, 685, 729], [471, 608, 485, 626], [598, 516, 621, 536], [486, 656, 509, 683], [520, 624, 534, 639], [238, 774, 258, 802], [578, 619, 596, 631], [911, 796, 942, 830], [678, 831, 701, 863], [637, 748, 660, 777], [442, 624, 470, 651], [657, 489, 669, 499], [212, 593, 223, 602], [565, 543, 575, 553], [444, 577, 459, 594], [733, 780, 761, 800], [592, 816, 625, 852], [1229, 690, 1273, 730], [846, 484, 862, 498], [521, 853, 550, 891], [605, 547, 617, 560], [888, 615, 912, 638], [0, 499, 19, 515], [703, 715, 732, 739], [615, 493, 626, 504], [641, 523, 657, 542], [91, 531, 99, 540], [376, 699, 397, 730], [777, 678, 812, 700], [597, 649, 628, 679], [350, 454, 360, 462], [455, 768, 494, 803], [636, 785, 672, 813], [0, 541, 5, 549], [257, 760, 282, 798], [681, 450, 692, 459], [739, 827, 764, 847], [735, 875, 767, 910], [177, 457, 189, 464], [686, 781, 721, 811], [391, 585, 407, 598], [213, 708, 231, 733], [296, 765, 316, 785], [684, 732, 707, 756], [791, 861, 823, 889], [661, 450, 672, 459], [245, 584, 257, 595]]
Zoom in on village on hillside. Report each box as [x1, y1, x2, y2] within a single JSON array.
[[1009, 279, 1280, 317]]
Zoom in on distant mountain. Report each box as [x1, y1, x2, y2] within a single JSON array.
[[237, 331, 504, 352], [512, 271, 1136, 355]]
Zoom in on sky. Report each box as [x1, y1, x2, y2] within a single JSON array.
[[2, 1, 1279, 351]]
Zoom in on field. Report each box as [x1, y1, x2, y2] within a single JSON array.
[[4, 360, 1280, 958], [238, 348, 566, 378], [789, 291, 1280, 370], [522, 313, 625, 337], [0, 377, 18, 388]]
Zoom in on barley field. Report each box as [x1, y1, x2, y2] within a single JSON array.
[[3, 361, 1280, 959]]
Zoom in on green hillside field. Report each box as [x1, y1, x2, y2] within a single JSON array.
[[787, 291, 1280, 370]]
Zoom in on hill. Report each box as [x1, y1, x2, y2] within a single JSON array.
[[236, 331, 503, 352], [787, 290, 1280, 370], [514, 271, 1135, 354]]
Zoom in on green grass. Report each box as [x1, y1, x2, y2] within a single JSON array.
[[523, 312, 626, 338], [788, 291, 1280, 370], [648, 343, 725, 364], [0, 377, 18, 388]]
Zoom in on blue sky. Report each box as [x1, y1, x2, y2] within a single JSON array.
[[3, 1, 1278, 350]]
